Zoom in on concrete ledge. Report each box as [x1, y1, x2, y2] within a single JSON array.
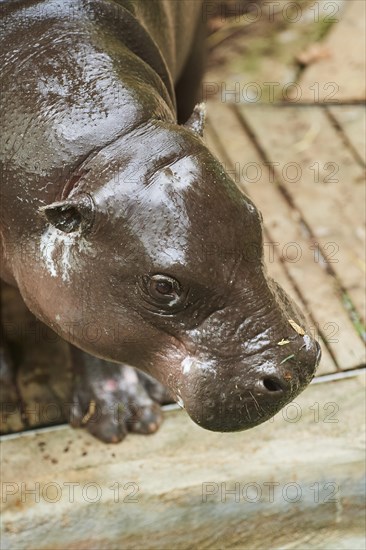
[[1, 374, 365, 550]]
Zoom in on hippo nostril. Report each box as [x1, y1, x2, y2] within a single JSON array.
[[262, 376, 284, 393]]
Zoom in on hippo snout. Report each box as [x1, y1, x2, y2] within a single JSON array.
[[178, 338, 321, 432]]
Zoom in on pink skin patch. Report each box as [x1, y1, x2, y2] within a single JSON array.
[[103, 379, 119, 392]]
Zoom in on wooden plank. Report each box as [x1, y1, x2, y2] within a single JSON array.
[[205, 123, 337, 376], [298, 0, 366, 103], [240, 104, 366, 326], [327, 105, 366, 165], [206, 101, 365, 370], [1, 373, 365, 550]]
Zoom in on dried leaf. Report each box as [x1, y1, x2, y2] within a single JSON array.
[[277, 339, 290, 346], [296, 44, 331, 66], [288, 319, 306, 336]]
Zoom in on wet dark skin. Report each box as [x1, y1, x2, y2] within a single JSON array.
[[0, 0, 321, 442]]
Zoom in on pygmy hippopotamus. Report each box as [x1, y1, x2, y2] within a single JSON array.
[[0, 0, 321, 442]]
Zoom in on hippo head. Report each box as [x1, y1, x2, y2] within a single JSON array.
[[30, 106, 321, 432]]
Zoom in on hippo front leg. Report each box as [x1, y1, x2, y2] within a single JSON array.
[[70, 348, 168, 443]]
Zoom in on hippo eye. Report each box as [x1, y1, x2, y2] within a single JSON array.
[[146, 274, 181, 303], [154, 280, 174, 295]]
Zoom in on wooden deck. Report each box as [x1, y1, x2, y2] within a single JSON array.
[[204, 0, 366, 379], [1, 1, 365, 548], [205, 101, 365, 375], [2, 373, 365, 550]]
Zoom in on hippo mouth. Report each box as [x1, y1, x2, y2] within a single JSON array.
[[175, 338, 321, 432]]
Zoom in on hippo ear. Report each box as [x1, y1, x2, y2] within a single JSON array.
[[39, 194, 95, 234], [184, 102, 206, 137]]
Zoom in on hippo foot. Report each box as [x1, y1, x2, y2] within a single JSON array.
[[70, 352, 167, 443]]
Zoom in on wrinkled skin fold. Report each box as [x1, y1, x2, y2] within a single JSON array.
[[0, 0, 321, 439]]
